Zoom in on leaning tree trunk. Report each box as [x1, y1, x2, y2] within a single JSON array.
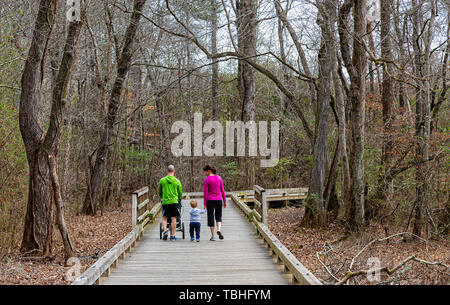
[[19, 0, 57, 256], [83, 0, 147, 215], [49, 156, 74, 262], [20, 0, 83, 258]]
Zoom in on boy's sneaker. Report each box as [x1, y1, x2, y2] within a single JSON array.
[[210, 236, 216, 241], [190, 238, 194, 242], [196, 239, 200, 242], [163, 230, 169, 240], [170, 236, 178, 241], [217, 231, 224, 240]]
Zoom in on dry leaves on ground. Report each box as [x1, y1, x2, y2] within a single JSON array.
[[0, 200, 134, 285], [268, 207, 449, 285]]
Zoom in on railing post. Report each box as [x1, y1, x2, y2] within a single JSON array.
[[261, 189, 267, 225], [132, 193, 137, 227], [253, 185, 267, 224]]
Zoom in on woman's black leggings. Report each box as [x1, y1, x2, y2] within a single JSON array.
[[206, 200, 223, 227]]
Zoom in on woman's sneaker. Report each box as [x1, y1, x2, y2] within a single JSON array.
[[190, 238, 194, 242], [217, 231, 224, 240], [170, 236, 178, 241], [210, 236, 216, 241]]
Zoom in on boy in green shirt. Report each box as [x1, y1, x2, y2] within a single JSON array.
[[158, 165, 183, 240]]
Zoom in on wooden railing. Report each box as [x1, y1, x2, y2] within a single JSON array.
[[132, 186, 161, 227], [253, 185, 267, 225], [72, 186, 161, 285], [234, 187, 307, 208], [231, 188, 322, 285], [182, 192, 203, 199]]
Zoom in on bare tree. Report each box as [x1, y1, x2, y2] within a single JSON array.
[[236, 0, 257, 122], [82, 0, 147, 215], [302, 0, 335, 227], [273, 0, 317, 111], [339, 0, 367, 230], [380, 0, 395, 182], [211, 0, 219, 120], [411, 0, 435, 237], [20, 0, 83, 260], [19, 0, 57, 255]]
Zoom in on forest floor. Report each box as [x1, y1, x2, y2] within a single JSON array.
[[269, 207, 449, 285], [0, 198, 133, 285]]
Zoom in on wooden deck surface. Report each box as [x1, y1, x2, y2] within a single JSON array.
[[102, 198, 291, 285]]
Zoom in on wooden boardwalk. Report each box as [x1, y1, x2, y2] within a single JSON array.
[[102, 198, 291, 285]]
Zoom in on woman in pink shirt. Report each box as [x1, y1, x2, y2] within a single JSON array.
[[203, 165, 226, 241]]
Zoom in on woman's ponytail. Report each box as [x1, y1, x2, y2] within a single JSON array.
[[203, 164, 217, 174]]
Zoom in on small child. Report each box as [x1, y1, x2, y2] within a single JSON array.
[[189, 200, 206, 242]]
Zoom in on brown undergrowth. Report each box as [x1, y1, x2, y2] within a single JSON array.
[[0, 199, 134, 285], [269, 207, 449, 285]]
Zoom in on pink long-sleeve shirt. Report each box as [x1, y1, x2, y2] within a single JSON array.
[[203, 175, 226, 207]]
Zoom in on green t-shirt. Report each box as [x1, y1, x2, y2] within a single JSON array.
[[158, 175, 182, 205]]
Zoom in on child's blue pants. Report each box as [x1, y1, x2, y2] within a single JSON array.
[[189, 222, 201, 239]]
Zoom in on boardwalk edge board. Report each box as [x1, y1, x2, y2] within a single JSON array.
[[71, 225, 142, 285], [231, 194, 322, 285], [71, 201, 162, 285]]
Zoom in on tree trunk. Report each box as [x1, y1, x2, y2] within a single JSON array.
[[380, 0, 394, 177], [332, 44, 350, 223], [49, 155, 74, 262], [21, 151, 55, 255], [211, 0, 219, 120], [236, 0, 257, 122], [275, 2, 290, 158], [19, 0, 57, 255], [431, 6, 449, 133], [20, 0, 83, 257], [236, 0, 257, 187], [393, 2, 411, 114], [347, 0, 367, 231], [83, 0, 147, 215], [412, 0, 434, 237], [367, 0, 395, 220], [324, 137, 341, 223], [302, 0, 334, 227]]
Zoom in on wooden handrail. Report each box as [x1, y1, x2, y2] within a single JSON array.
[[183, 188, 308, 199], [133, 186, 149, 197], [132, 186, 152, 227], [253, 185, 267, 225]]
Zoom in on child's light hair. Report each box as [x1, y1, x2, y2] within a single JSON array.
[[190, 200, 198, 208]]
